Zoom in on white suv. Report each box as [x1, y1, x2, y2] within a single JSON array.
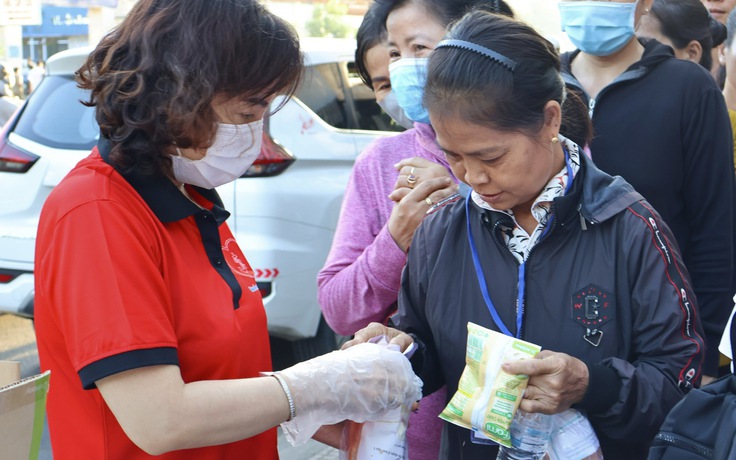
[[0, 38, 399, 361]]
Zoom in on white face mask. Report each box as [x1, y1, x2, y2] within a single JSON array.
[[377, 90, 415, 130], [171, 119, 263, 189]]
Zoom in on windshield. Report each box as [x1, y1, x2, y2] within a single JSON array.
[[13, 75, 99, 151]]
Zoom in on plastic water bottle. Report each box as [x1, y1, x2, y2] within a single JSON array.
[[497, 410, 553, 460]]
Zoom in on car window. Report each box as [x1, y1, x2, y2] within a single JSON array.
[[14, 75, 99, 150], [348, 78, 404, 133], [296, 63, 349, 129], [296, 62, 403, 133]]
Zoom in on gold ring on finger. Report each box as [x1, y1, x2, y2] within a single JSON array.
[[409, 166, 416, 175], [425, 197, 433, 206], [407, 174, 417, 186]]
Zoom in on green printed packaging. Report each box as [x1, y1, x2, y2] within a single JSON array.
[[439, 322, 541, 447]]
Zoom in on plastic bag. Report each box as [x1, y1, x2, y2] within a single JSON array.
[[548, 409, 603, 460], [338, 336, 417, 460], [339, 406, 411, 460]]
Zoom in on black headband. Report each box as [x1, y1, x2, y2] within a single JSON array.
[[434, 39, 517, 72]]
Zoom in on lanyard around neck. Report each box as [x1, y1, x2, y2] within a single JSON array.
[[466, 190, 522, 337], [465, 147, 574, 338]]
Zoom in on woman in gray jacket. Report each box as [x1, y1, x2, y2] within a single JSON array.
[[351, 10, 706, 460]]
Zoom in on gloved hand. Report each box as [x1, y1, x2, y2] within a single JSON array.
[[275, 342, 423, 445]]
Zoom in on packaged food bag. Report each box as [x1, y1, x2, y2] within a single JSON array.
[[440, 322, 541, 447]]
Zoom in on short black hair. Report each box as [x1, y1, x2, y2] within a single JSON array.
[[355, 0, 393, 88], [650, 0, 726, 70], [355, 0, 514, 89], [375, 0, 514, 39], [425, 10, 592, 148]]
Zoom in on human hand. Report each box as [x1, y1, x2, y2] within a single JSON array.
[[342, 322, 414, 353], [392, 157, 454, 194], [387, 158, 457, 252], [277, 343, 423, 445], [502, 350, 589, 415]]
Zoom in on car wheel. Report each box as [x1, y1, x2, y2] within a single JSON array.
[[290, 316, 350, 363]]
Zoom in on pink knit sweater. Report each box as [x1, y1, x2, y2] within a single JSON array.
[[318, 123, 455, 460]]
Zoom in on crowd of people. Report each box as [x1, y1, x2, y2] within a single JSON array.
[[0, 58, 46, 101], [31, 0, 736, 459], [0, 58, 46, 126], [324, 0, 736, 458]]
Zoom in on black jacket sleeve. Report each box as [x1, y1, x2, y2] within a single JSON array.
[[579, 204, 706, 443], [681, 84, 734, 374]]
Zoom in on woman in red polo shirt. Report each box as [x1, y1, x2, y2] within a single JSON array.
[[33, 1, 421, 459]]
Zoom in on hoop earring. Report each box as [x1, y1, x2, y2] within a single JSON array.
[[551, 136, 559, 144]]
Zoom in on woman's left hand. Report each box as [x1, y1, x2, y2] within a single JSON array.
[[502, 350, 589, 414], [342, 322, 414, 353], [392, 157, 456, 194], [387, 157, 458, 252]]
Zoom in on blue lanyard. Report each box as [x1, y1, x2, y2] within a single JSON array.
[[465, 147, 574, 338]]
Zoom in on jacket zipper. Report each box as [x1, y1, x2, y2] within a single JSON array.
[[562, 66, 646, 121], [654, 432, 713, 458]]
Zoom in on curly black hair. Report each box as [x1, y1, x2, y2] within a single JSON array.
[[77, 0, 303, 176]]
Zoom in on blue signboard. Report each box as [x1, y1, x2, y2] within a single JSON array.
[[22, 5, 88, 37]]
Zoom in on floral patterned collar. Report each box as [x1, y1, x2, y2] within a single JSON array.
[[470, 135, 581, 263]]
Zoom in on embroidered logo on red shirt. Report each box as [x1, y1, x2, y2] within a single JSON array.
[[221, 238, 255, 278]]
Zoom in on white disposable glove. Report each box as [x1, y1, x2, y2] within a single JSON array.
[[275, 342, 423, 445]]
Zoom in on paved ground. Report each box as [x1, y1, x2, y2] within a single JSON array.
[[0, 314, 338, 460]]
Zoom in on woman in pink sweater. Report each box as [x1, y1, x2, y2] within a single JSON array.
[[318, 1, 513, 458]]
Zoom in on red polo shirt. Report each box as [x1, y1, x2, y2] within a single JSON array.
[[35, 141, 278, 460]]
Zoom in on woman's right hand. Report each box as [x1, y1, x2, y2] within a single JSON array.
[[502, 350, 589, 415], [388, 157, 458, 252]]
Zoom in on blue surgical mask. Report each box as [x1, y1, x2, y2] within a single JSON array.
[[559, 1, 638, 57], [389, 58, 430, 125], [377, 90, 415, 130]]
